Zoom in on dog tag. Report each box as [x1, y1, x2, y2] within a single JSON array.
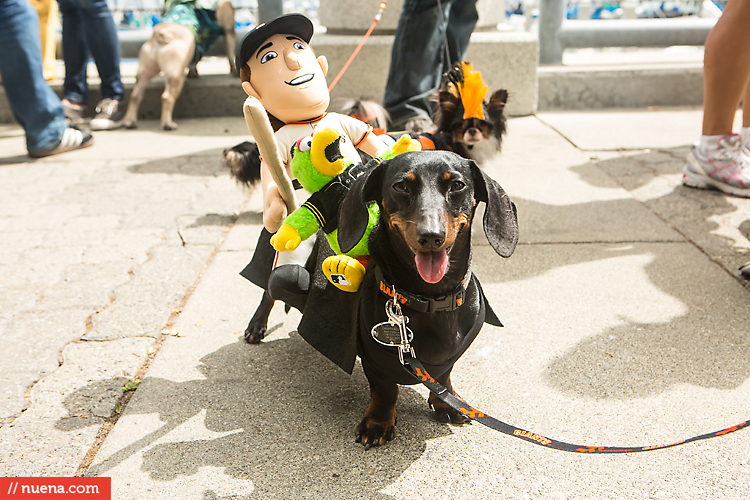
[[371, 322, 403, 345], [371, 298, 413, 347]]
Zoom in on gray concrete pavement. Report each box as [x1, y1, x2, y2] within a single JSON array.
[[2, 108, 750, 499]]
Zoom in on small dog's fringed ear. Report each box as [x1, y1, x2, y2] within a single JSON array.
[[337, 159, 387, 254], [488, 89, 508, 113], [487, 89, 508, 141], [470, 161, 518, 258]]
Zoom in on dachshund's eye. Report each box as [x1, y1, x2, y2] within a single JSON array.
[[260, 51, 278, 64], [450, 180, 466, 192], [392, 181, 408, 193]]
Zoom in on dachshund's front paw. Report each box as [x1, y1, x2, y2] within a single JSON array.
[[355, 415, 396, 450], [429, 393, 470, 424], [244, 322, 266, 344]]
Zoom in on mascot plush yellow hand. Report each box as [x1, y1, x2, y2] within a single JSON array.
[[270, 224, 302, 252]]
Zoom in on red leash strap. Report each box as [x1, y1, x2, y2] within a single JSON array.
[[402, 354, 750, 453], [327, 2, 388, 92]]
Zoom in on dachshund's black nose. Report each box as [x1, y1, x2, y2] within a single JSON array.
[[417, 220, 445, 250], [418, 233, 444, 250]]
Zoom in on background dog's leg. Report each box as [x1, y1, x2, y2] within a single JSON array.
[[216, 0, 237, 75], [428, 368, 470, 424], [356, 362, 399, 449], [155, 26, 194, 130], [123, 47, 160, 129], [244, 291, 274, 344], [160, 69, 185, 131]]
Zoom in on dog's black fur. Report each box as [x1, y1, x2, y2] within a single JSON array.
[[336, 150, 518, 448], [222, 141, 261, 188]]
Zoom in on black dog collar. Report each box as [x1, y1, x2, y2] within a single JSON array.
[[375, 262, 472, 313]]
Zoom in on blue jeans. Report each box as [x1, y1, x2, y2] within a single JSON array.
[[58, 0, 124, 104], [383, 0, 478, 128], [0, 0, 68, 154]]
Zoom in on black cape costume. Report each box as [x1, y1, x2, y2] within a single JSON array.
[[240, 228, 502, 375]]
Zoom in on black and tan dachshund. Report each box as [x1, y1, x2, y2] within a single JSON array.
[[336, 150, 518, 448]]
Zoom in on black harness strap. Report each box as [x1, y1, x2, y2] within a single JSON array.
[[401, 354, 750, 454]]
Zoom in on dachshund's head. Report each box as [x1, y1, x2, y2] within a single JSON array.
[[338, 150, 518, 284]]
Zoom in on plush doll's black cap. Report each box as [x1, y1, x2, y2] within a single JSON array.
[[235, 13, 314, 76]]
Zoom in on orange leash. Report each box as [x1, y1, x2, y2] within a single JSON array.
[[328, 1, 388, 92]]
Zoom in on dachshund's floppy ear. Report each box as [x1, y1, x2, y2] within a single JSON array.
[[470, 161, 518, 258], [337, 159, 387, 254]]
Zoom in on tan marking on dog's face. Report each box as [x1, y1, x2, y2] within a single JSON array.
[[405, 172, 416, 181], [387, 213, 419, 250], [444, 212, 471, 248], [389, 209, 470, 254], [442, 172, 451, 181]]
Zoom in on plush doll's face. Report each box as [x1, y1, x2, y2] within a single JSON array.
[[290, 129, 349, 193], [242, 33, 330, 123]]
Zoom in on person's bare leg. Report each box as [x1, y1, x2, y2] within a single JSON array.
[[739, 77, 750, 146], [743, 78, 750, 129], [684, 2, 750, 196], [701, 0, 750, 136]]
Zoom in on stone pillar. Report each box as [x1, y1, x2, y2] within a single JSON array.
[[258, 0, 283, 23], [538, 0, 565, 65]]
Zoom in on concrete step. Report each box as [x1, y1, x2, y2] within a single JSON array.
[[538, 46, 704, 111]]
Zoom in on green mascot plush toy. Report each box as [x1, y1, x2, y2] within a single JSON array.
[[270, 128, 420, 292]]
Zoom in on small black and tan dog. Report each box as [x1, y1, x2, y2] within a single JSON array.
[[430, 61, 508, 164], [336, 150, 518, 448]]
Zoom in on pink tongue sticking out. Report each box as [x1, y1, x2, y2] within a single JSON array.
[[415, 250, 449, 283]]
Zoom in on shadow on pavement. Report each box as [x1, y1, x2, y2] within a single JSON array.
[[540, 241, 750, 399], [127, 150, 229, 177], [61, 334, 452, 497], [188, 211, 263, 228], [0, 154, 35, 166], [493, 147, 750, 400]]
